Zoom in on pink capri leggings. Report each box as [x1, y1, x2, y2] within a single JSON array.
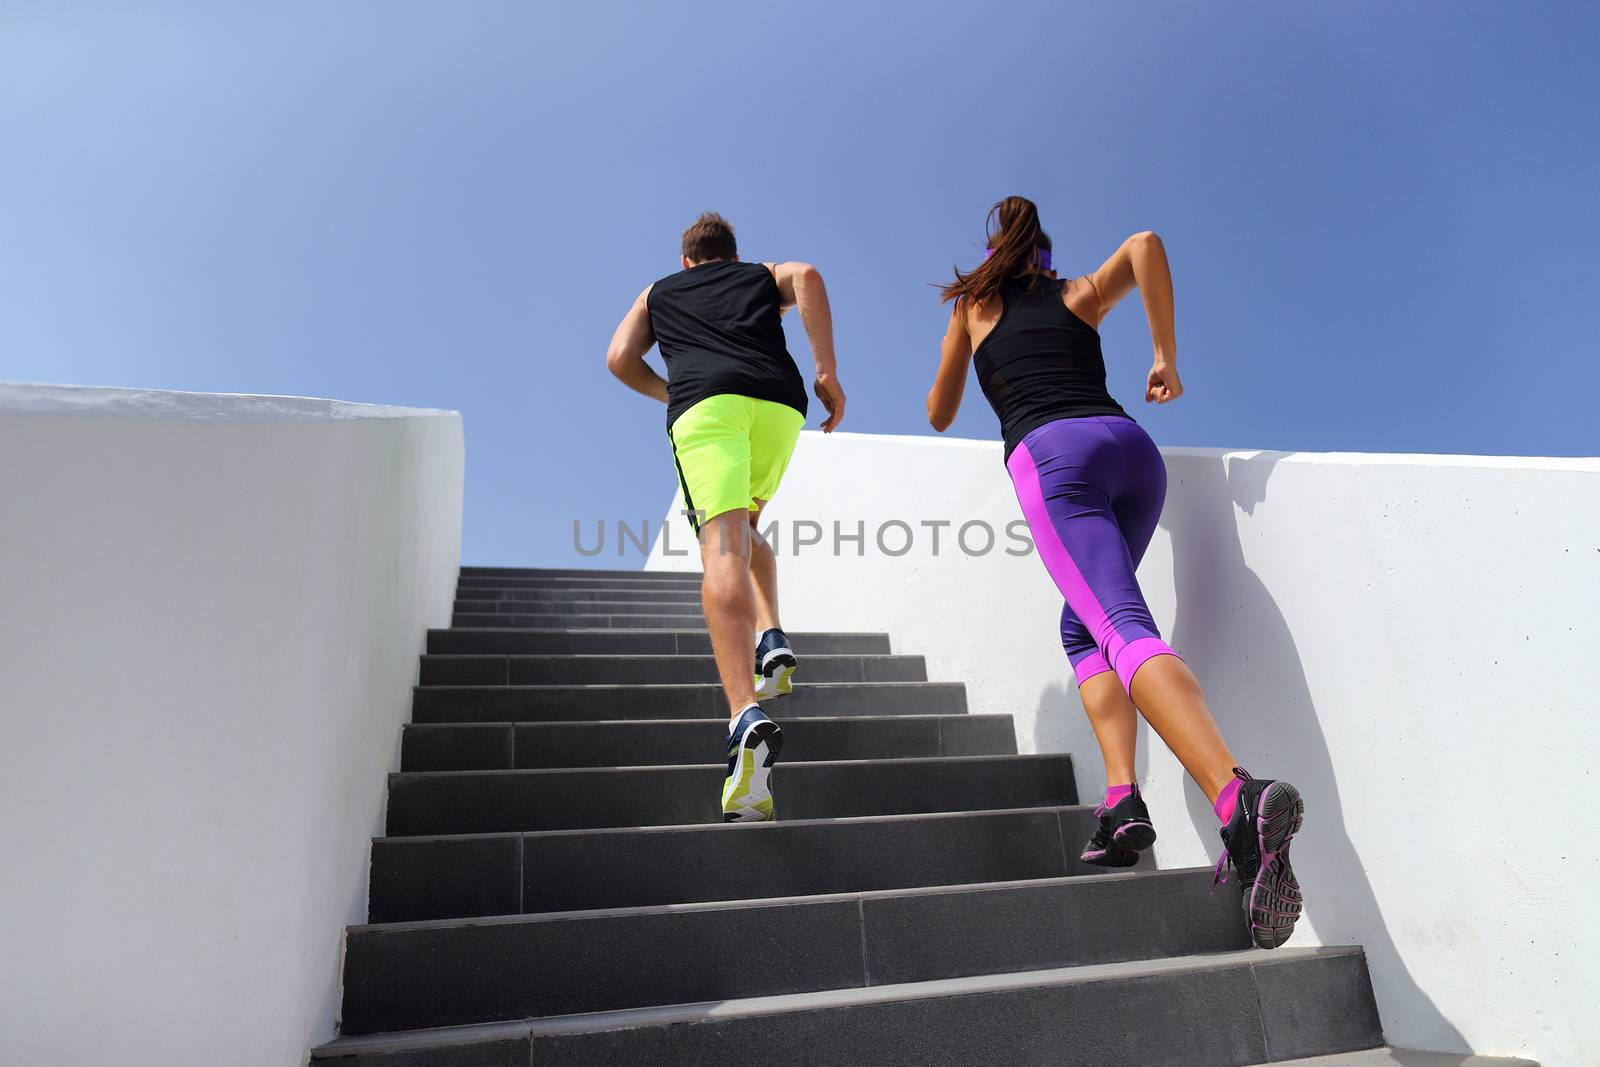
[[1006, 415, 1182, 694]]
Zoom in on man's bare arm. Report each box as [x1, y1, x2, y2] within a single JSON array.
[[769, 261, 845, 432], [605, 287, 668, 403]]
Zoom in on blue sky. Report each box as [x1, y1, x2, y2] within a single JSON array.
[[4, 3, 1596, 565]]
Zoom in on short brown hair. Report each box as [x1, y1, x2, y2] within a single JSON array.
[[681, 212, 737, 262]]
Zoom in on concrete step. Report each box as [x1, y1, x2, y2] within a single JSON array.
[[456, 586, 702, 603], [458, 572, 702, 589], [453, 611, 708, 629], [461, 565, 701, 578], [400, 713, 1015, 771], [453, 598, 704, 616], [1276, 1052, 1541, 1066], [459, 569, 699, 585], [315, 953, 1388, 1062], [425, 628, 891, 656], [412, 680, 969, 723], [369, 805, 1139, 922], [316, 946, 1381, 1062], [384, 753, 1076, 835], [339, 868, 1252, 1035], [418, 653, 928, 687]]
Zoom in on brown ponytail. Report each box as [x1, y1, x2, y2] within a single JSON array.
[[940, 195, 1053, 305]]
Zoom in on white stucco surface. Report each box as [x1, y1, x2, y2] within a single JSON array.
[[0, 383, 464, 1065], [647, 429, 1599, 1066]]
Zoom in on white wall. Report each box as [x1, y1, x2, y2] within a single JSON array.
[[648, 429, 1600, 1067], [0, 384, 464, 1066]]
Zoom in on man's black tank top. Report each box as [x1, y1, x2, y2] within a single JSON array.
[[971, 275, 1131, 459], [646, 259, 809, 428]]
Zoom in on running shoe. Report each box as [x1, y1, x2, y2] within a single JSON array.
[[721, 705, 784, 823], [1079, 784, 1157, 867], [752, 627, 797, 699], [1214, 767, 1305, 949]]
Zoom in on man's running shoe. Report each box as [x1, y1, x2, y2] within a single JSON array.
[[1080, 784, 1157, 867], [1214, 767, 1305, 949], [721, 705, 784, 823], [752, 627, 797, 699]]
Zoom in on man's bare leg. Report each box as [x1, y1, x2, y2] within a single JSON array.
[[748, 501, 780, 633], [702, 508, 784, 824], [698, 510, 760, 720]]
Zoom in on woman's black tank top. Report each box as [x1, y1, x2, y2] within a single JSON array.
[[971, 275, 1130, 459]]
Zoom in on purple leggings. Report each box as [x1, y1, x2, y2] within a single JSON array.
[[1006, 416, 1181, 694]]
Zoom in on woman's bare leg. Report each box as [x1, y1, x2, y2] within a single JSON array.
[[1078, 671, 1138, 789], [1128, 654, 1237, 803]]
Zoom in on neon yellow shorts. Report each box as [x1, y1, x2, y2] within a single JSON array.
[[668, 394, 805, 533]]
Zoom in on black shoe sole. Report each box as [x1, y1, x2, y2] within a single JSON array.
[[720, 720, 784, 824], [1080, 816, 1156, 867], [1112, 819, 1157, 851], [760, 652, 797, 675], [1246, 780, 1305, 949], [1078, 845, 1140, 868], [752, 719, 784, 766]]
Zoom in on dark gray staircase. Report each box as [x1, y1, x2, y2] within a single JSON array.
[[311, 566, 1428, 1065]]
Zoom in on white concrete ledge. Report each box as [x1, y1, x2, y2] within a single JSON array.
[[0, 381, 456, 420], [809, 427, 1599, 471], [648, 428, 1599, 1067]]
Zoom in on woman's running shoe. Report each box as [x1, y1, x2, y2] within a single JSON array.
[[721, 705, 784, 822], [753, 627, 797, 698], [1080, 784, 1157, 867], [1214, 767, 1305, 949]]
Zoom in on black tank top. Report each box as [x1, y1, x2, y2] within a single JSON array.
[[647, 259, 809, 428], [971, 275, 1130, 458]]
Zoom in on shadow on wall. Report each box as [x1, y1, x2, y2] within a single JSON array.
[[1148, 451, 1465, 1052]]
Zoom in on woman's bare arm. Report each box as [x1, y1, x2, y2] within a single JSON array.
[[1088, 231, 1183, 404], [927, 303, 972, 431]]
